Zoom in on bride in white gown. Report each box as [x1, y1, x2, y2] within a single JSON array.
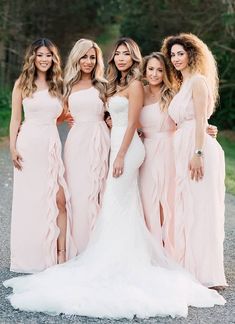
[[4, 38, 225, 319]]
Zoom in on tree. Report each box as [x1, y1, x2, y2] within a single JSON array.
[[119, 0, 235, 129]]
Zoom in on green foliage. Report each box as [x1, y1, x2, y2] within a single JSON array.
[[218, 132, 235, 195], [0, 89, 11, 137], [119, 0, 235, 130], [1, 0, 234, 129]]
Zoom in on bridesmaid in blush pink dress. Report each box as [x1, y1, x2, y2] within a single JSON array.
[[63, 39, 110, 254], [139, 52, 176, 254], [162, 33, 227, 288], [9, 39, 76, 273]]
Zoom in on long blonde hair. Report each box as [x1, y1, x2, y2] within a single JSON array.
[[18, 38, 63, 98], [106, 38, 142, 98], [142, 52, 175, 111], [63, 39, 107, 104], [161, 33, 219, 110]]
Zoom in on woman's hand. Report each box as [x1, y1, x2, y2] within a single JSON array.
[[189, 155, 204, 181], [106, 116, 112, 129], [206, 124, 218, 138], [113, 155, 124, 178], [65, 113, 74, 128], [137, 128, 144, 140], [105, 116, 112, 129], [104, 111, 112, 129], [11, 148, 23, 170]]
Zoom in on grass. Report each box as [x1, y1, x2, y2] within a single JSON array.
[[0, 89, 11, 138], [0, 90, 234, 195], [218, 131, 235, 195]]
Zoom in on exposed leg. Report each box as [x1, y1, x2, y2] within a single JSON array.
[[56, 185, 67, 264], [160, 203, 164, 246]]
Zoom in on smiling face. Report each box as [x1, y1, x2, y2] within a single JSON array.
[[114, 44, 133, 72], [145, 57, 163, 86], [170, 44, 189, 72], [79, 47, 96, 75], [35, 46, 53, 72]]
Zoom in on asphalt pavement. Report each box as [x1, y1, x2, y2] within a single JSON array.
[[0, 130, 234, 324]]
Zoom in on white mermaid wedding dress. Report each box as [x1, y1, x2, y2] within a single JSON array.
[[4, 96, 225, 319]]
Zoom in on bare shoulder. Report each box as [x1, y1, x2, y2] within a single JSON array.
[[192, 74, 207, 88], [12, 78, 23, 100], [192, 74, 208, 96], [128, 79, 143, 95], [13, 78, 22, 93], [14, 78, 21, 88]]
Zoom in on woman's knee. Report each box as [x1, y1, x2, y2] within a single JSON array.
[[56, 188, 66, 214]]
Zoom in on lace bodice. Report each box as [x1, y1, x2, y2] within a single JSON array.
[[108, 96, 129, 127]]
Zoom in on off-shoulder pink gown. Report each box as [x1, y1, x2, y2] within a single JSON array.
[[11, 89, 76, 273], [64, 87, 110, 255], [168, 75, 227, 287], [139, 102, 176, 254]]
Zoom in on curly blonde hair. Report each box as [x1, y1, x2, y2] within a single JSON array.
[[63, 39, 107, 104], [161, 33, 219, 110], [106, 38, 142, 98], [18, 38, 63, 98], [142, 52, 175, 111]]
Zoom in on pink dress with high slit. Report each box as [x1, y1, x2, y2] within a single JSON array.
[[168, 74, 227, 287], [139, 102, 176, 254], [64, 87, 110, 255], [10, 89, 76, 273]]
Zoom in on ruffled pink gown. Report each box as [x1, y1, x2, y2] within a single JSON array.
[[168, 75, 227, 287], [64, 87, 110, 255], [11, 89, 76, 273], [139, 102, 176, 254]]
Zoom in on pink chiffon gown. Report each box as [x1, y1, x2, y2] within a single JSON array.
[[168, 74, 227, 287], [11, 89, 76, 273], [139, 102, 176, 254], [64, 87, 110, 255]]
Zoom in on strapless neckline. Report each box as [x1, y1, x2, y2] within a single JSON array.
[[22, 89, 50, 102], [110, 95, 128, 101], [70, 87, 95, 97], [143, 102, 159, 109]]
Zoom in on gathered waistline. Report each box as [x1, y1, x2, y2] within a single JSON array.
[[177, 119, 195, 128], [143, 130, 174, 139]]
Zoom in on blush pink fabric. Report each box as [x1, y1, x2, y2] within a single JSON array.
[[168, 74, 227, 287], [139, 102, 176, 255], [10, 90, 76, 273], [64, 87, 110, 255]]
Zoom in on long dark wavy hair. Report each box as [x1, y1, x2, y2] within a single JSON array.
[[161, 33, 219, 111], [18, 38, 63, 98], [106, 37, 142, 98]]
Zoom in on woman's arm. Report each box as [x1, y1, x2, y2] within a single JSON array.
[[10, 80, 23, 170], [190, 76, 208, 181], [113, 80, 144, 177]]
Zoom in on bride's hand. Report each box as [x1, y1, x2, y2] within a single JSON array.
[[113, 155, 124, 178]]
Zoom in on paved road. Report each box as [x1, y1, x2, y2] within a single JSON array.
[[0, 131, 234, 324]]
